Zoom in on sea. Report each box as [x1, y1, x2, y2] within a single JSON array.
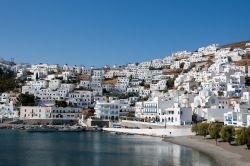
[[0, 130, 217, 166]]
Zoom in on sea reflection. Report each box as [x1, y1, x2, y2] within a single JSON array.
[[0, 130, 217, 166]]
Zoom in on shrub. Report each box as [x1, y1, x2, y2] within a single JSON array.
[[235, 127, 249, 145], [191, 123, 198, 135], [55, 100, 68, 107], [17, 93, 36, 106], [208, 123, 223, 144], [220, 126, 235, 144], [247, 137, 250, 150], [197, 123, 209, 138]]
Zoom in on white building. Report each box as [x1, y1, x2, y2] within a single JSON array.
[[94, 100, 121, 120], [224, 103, 250, 127], [20, 106, 82, 120]]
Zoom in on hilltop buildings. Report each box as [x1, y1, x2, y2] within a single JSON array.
[[1, 42, 250, 127]]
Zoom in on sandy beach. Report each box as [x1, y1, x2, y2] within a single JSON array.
[[164, 136, 250, 166]]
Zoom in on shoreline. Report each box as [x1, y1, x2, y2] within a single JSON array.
[[163, 136, 250, 166], [102, 127, 194, 137]]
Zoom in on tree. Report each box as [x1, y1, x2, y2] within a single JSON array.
[[247, 137, 250, 150], [235, 127, 249, 145], [127, 92, 139, 98], [144, 84, 150, 89], [191, 123, 198, 135], [220, 126, 235, 144], [17, 93, 36, 106], [127, 112, 134, 118], [218, 91, 224, 97], [166, 78, 175, 89], [245, 77, 250, 86], [208, 123, 223, 145], [139, 80, 145, 86], [0, 68, 17, 93], [55, 100, 68, 107], [197, 123, 209, 138], [180, 62, 185, 69]]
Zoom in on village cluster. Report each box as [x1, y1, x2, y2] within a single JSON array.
[[1, 42, 250, 127]]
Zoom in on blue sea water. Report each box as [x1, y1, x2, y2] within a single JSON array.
[[0, 130, 216, 166]]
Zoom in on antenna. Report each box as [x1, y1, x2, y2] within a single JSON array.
[[11, 58, 14, 63]]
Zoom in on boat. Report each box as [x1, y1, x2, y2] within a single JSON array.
[[25, 125, 58, 132]]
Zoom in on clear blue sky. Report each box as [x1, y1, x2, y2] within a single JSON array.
[[0, 0, 250, 67]]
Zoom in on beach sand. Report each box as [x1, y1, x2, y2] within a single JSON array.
[[163, 136, 250, 166]]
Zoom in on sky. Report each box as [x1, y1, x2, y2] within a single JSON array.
[[0, 0, 250, 67]]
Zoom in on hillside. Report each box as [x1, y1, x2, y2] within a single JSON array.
[[222, 40, 250, 50], [0, 67, 17, 93]]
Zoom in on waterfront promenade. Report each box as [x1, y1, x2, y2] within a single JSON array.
[[104, 120, 194, 137], [103, 127, 194, 137]]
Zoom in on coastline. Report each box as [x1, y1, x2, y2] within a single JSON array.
[[163, 136, 250, 166], [103, 126, 194, 137]]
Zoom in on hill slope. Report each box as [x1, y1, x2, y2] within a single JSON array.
[[222, 40, 250, 49]]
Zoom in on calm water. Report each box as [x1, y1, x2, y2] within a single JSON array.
[[0, 130, 216, 166]]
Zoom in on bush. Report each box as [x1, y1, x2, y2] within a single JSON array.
[[144, 84, 150, 89], [220, 126, 235, 144], [166, 78, 175, 89], [55, 100, 68, 107], [245, 77, 250, 86], [218, 91, 224, 97], [235, 127, 249, 145], [17, 93, 36, 106], [247, 137, 250, 150], [209, 123, 223, 144], [192, 123, 198, 135], [0, 68, 17, 93], [197, 123, 209, 138]]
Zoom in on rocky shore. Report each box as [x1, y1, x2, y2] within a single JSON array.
[[164, 136, 250, 166]]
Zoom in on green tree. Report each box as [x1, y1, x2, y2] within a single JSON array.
[[127, 92, 139, 98], [17, 93, 36, 106], [191, 123, 198, 135], [197, 123, 209, 138], [235, 127, 249, 145], [127, 112, 134, 118], [247, 137, 250, 150], [218, 91, 224, 97], [220, 126, 235, 144], [139, 80, 145, 86], [180, 62, 185, 69], [208, 123, 223, 144], [0, 68, 17, 93], [55, 100, 68, 107], [245, 77, 250, 86], [166, 78, 175, 89], [144, 84, 150, 89]]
